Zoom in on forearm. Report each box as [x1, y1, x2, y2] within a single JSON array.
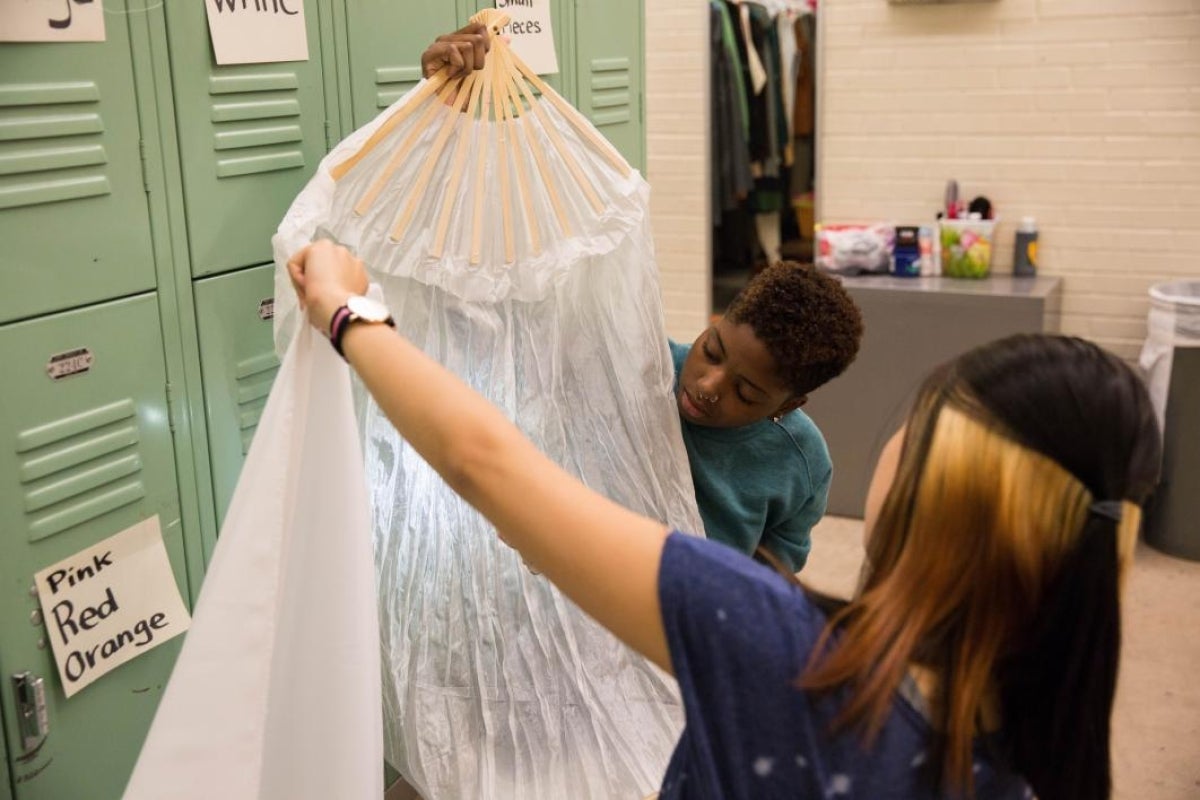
[[341, 323, 673, 670]]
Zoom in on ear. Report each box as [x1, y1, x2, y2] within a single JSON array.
[[775, 395, 807, 417]]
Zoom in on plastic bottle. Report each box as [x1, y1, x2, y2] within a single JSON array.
[[1013, 216, 1038, 276], [918, 226, 935, 276]]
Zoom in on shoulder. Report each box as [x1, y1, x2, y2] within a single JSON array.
[[659, 532, 824, 669], [668, 339, 691, 364], [775, 409, 832, 478]]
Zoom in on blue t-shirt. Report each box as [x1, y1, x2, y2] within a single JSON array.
[[670, 340, 831, 572], [657, 533, 1031, 800]]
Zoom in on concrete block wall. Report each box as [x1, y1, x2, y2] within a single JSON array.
[[645, 0, 711, 340], [819, 0, 1200, 359]]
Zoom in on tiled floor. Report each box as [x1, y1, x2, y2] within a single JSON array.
[[805, 515, 1200, 800]]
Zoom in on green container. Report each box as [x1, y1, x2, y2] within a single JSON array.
[[940, 219, 997, 279]]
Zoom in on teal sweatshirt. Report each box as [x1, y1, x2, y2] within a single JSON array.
[[670, 341, 832, 572]]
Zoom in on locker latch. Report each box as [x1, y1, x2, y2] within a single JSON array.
[[11, 672, 49, 752]]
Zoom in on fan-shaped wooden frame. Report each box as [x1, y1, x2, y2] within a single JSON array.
[[329, 9, 632, 265]]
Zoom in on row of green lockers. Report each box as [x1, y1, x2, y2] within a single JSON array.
[[0, 1, 644, 796]]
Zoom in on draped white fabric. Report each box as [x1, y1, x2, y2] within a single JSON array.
[[270, 25, 703, 797], [125, 327, 383, 800]]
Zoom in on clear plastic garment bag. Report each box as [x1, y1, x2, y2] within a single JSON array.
[[272, 10, 702, 800]]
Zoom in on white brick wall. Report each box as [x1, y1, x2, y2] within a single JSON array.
[[645, 0, 711, 339], [819, 0, 1200, 360]]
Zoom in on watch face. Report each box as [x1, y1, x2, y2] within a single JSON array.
[[346, 294, 391, 323]]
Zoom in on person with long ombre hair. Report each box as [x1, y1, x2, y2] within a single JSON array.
[[286, 241, 1161, 800]]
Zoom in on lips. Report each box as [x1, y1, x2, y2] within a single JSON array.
[[679, 388, 709, 421]]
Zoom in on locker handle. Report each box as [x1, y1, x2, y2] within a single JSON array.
[[11, 672, 49, 753]]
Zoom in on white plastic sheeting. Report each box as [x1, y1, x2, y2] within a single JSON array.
[[272, 15, 702, 800], [1139, 280, 1200, 430], [124, 328, 383, 800]]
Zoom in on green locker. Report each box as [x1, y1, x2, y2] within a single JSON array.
[[0, 294, 188, 800], [343, 0, 460, 129], [0, 7, 157, 325], [193, 264, 280, 525], [0, 724, 10, 800], [162, 0, 333, 277], [574, 0, 644, 170]]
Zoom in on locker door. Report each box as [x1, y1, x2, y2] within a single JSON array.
[[0, 294, 187, 800], [193, 265, 280, 525], [162, 0, 332, 277], [0, 726, 10, 800], [0, 4, 157, 324], [343, 0, 459, 128], [574, 0, 643, 170]]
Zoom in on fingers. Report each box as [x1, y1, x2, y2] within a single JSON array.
[[286, 245, 311, 308], [423, 24, 491, 78]]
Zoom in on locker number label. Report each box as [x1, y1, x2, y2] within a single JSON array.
[[258, 298, 275, 320], [46, 347, 94, 381]]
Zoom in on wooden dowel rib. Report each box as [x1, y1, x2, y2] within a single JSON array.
[[509, 51, 630, 178], [354, 79, 460, 216], [501, 73, 541, 256], [331, 68, 450, 181], [500, 47, 604, 216], [390, 73, 477, 242], [430, 70, 487, 258]]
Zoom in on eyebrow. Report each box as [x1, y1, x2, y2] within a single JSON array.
[[711, 329, 769, 398]]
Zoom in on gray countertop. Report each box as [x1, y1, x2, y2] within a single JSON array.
[[835, 275, 1061, 299]]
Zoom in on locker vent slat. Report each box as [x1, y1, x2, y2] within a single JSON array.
[[588, 58, 631, 127], [235, 352, 279, 455], [17, 399, 146, 542], [209, 70, 306, 179], [0, 80, 111, 210], [375, 65, 422, 110]]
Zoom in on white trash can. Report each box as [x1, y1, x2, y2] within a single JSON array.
[[1139, 280, 1200, 560]]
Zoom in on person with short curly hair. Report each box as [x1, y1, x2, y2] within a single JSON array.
[[671, 261, 863, 572]]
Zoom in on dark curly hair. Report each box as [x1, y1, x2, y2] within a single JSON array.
[[725, 261, 863, 397]]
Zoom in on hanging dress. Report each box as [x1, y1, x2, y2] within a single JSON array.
[[272, 10, 703, 799]]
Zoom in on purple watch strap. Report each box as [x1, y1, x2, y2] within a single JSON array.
[[329, 306, 353, 359]]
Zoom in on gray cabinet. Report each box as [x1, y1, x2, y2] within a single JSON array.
[[804, 276, 1062, 517]]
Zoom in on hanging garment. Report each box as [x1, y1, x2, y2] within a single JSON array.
[[711, 1, 752, 218], [272, 10, 703, 800], [125, 327, 383, 800]]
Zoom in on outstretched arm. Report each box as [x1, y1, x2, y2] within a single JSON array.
[[288, 241, 673, 672]]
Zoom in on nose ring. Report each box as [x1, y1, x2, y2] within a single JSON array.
[[697, 390, 719, 404]]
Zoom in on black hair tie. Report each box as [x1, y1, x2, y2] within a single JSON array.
[[1089, 500, 1124, 523]]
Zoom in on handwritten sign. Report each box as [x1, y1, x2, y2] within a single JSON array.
[[205, 0, 308, 66], [0, 0, 106, 42], [495, 0, 558, 75], [35, 516, 191, 698]]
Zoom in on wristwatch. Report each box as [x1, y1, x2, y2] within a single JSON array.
[[329, 295, 395, 359]]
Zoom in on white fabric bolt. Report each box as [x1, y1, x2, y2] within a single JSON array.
[[124, 327, 383, 800]]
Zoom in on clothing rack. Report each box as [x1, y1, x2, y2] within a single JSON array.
[[710, 0, 816, 282]]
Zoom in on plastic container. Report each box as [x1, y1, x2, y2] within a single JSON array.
[[1013, 216, 1038, 276], [918, 226, 935, 276], [1139, 280, 1200, 560], [939, 218, 997, 279], [892, 226, 921, 277]]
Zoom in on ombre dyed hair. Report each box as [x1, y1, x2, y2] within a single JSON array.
[[801, 334, 1161, 800]]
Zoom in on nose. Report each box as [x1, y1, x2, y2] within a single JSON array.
[[697, 369, 725, 399]]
